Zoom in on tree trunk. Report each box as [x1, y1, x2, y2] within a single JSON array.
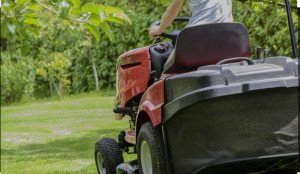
[[49, 79, 53, 96], [51, 76, 62, 98], [59, 80, 63, 97], [89, 47, 99, 92]]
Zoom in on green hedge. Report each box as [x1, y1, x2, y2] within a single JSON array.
[[1, 0, 298, 104], [233, 1, 298, 57]]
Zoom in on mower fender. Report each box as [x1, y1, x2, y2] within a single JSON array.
[[135, 79, 165, 133]]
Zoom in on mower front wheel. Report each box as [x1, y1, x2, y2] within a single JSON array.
[[95, 138, 124, 174], [137, 122, 167, 174]]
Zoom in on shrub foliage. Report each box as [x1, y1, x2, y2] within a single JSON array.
[[1, 0, 298, 104]]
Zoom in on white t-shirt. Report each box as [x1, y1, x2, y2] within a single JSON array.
[[186, 0, 233, 27]]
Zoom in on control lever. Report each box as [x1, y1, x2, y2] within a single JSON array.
[[255, 47, 261, 60], [155, 37, 161, 43], [149, 70, 157, 79], [154, 44, 166, 53], [263, 49, 269, 59], [113, 107, 134, 114]]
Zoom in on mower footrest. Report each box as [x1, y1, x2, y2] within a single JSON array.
[[116, 160, 138, 174], [125, 130, 136, 144]]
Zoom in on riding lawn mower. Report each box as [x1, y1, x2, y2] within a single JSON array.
[[94, 0, 299, 173]]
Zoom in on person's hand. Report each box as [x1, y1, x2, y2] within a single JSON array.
[[148, 25, 163, 38]]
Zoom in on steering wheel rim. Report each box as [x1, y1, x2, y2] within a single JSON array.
[[150, 17, 190, 39]]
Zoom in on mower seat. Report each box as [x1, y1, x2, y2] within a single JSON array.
[[163, 22, 251, 74]]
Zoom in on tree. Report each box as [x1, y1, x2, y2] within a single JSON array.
[[1, 0, 131, 98], [1, 0, 131, 49]]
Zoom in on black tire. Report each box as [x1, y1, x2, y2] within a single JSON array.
[[95, 138, 124, 174], [137, 122, 167, 174]]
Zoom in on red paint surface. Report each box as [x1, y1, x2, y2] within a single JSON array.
[[125, 130, 136, 144], [115, 46, 151, 120], [136, 79, 165, 127]]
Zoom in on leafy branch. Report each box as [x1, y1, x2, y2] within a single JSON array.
[[34, 0, 88, 23], [1, 0, 132, 47], [34, 0, 59, 15]]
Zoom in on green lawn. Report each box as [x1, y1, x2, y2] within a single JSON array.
[[1, 92, 136, 173]]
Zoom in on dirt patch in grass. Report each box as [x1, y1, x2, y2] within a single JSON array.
[[53, 129, 71, 136], [3, 137, 33, 143], [2, 132, 46, 144], [16, 109, 112, 118]]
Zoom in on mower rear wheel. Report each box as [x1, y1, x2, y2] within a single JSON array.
[[137, 122, 167, 174], [95, 138, 124, 174]]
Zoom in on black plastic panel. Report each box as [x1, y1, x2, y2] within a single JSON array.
[[149, 43, 174, 79], [163, 87, 298, 174], [194, 154, 298, 174], [163, 57, 298, 121]]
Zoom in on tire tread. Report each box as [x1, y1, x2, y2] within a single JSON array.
[[137, 122, 167, 174], [95, 138, 124, 174]]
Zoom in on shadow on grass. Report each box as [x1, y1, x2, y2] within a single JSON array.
[[2, 128, 121, 162], [50, 164, 98, 174]]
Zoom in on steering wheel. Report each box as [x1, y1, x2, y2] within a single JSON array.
[[150, 17, 190, 40]]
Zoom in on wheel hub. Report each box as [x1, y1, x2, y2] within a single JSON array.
[[140, 140, 152, 174], [96, 152, 106, 174]]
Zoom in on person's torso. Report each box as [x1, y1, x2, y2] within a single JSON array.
[[186, 0, 233, 27]]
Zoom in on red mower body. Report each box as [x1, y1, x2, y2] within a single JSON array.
[[114, 46, 152, 120], [114, 45, 174, 134]]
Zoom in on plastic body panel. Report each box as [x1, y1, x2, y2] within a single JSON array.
[[163, 57, 298, 121], [149, 42, 174, 78], [115, 46, 151, 119], [161, 57, 298, 173], [163, 87, 298, 174], [135, 79, 165, 128], [194, 153, 298, 173]]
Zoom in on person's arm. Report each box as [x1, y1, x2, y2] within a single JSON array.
[[149, 0, 185, 38]]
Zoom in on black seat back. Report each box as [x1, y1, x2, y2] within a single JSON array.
[[163, 22, 251, 74]]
